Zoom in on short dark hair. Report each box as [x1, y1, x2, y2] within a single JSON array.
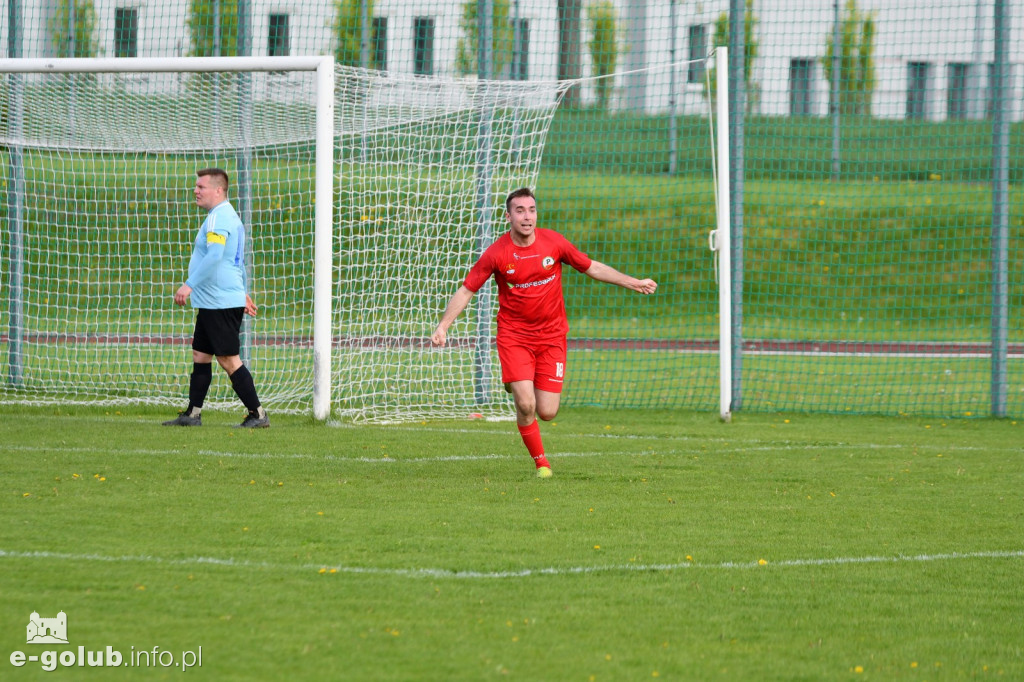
[[197, 168, 230, 191], [505, 187, 535, 213]]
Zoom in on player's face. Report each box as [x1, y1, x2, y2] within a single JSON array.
[[506, 196, 537, 245], [194, 175, 224, 210]]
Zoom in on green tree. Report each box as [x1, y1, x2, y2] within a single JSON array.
[[455, 0, 512, 77], [187, 0, 240, 57], [823, 0, 876, 116], [332, 0, 378, 67], [49, 0, 99, 58], [587, 1, 619, 110], [706, 0, 759, 112]]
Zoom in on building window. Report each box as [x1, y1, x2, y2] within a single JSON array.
[[789, 59, 813, 116], [947, 63, 969, 120], [114, 8, 138, 58], [372, 17, 387, 71], [413, 17, 434, 76], [907, 62, 930, 120], [687, 25, 706, 84], [987, 62, 997, 119], [510, 18, 530, 81], [268, 14, 290, 57]]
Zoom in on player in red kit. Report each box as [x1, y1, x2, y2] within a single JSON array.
[[431, 187, 658, 478]]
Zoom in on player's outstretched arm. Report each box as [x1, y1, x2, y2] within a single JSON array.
[[584, 260, 658, 295], [431, 285, 475, 347]]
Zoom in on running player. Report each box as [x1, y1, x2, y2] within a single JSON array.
[[431, 187, 657, 477]]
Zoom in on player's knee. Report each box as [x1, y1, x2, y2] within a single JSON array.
[[537, 405, 559, 422], [514, 398, 536, 421]]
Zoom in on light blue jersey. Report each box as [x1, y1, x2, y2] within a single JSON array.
[[185, 200, 247, 309]]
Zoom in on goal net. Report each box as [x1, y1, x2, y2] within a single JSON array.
[[0, 58, 569, 421], [1, 57, 334, 414], [332, 66, 570, 422]]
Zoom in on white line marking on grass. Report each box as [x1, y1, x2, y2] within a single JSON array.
[[4, 444, 662, 463], [2, 548, 1020, 580]]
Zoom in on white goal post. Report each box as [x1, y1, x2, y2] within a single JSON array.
[[2, 56, 336, 418]]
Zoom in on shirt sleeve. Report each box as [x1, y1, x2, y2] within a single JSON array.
[[186, 217, 230, 289], [558, 234, 593, 272], [463, 247, 497, 292], [185, 239, 226, 289]]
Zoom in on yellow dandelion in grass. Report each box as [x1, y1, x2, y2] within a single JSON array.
[[318, 568, 327, 574], [686, 555, 693, 562], [594, 545, 601, 550], [72, 473, 80, 479], [854, 665, 864, 673], [317, 511, 325, 516], [22, 492, 31, 498], [329, 568, 337, 574], [929, 173, 942, 181], [758, 559, 767, 566], [910, 662, 918, 669]]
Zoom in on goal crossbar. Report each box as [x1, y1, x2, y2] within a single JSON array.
[[2, 56, 331, 74]]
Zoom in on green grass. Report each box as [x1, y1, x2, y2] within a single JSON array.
[[544, 109, 1024, 183], [2, 405, 1023, 680]]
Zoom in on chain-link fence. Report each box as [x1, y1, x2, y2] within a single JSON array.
[[3, 1, 1023, 418]]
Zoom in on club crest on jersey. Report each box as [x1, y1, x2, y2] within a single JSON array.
[[504, 263, 516, 274], [542, 256, 555, 270]]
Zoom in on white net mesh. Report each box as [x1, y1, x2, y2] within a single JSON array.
[[331, 65, 569, 422], [0, 63, 568, 420]]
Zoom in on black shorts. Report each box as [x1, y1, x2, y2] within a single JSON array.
[[192, 308, 244, 357]]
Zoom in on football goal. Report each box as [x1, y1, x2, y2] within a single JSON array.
[[0, 56, 580, 421]]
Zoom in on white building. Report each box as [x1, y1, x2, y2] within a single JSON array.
[[2, 0, 1022, 120]]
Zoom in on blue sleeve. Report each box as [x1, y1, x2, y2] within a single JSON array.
[[185, 241, 226, 289]]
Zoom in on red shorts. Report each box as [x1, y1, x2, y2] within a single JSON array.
[[496, 336, 567, 393]]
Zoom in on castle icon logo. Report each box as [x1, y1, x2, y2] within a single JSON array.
[[26, 611, 68, 645]]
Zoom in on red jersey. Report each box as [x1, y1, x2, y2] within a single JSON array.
[[464, 228, 593, 341]]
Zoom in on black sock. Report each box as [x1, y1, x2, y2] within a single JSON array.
[[187, 362, 213, 412], [229, 364, 262, 414]]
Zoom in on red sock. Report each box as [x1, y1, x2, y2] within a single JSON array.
[[517, 420, 550, 468]]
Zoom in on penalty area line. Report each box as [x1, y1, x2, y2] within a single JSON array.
[[1, 548, 1020, 580]]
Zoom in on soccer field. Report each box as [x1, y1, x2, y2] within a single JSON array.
[[1, 405, 1022, 680]]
